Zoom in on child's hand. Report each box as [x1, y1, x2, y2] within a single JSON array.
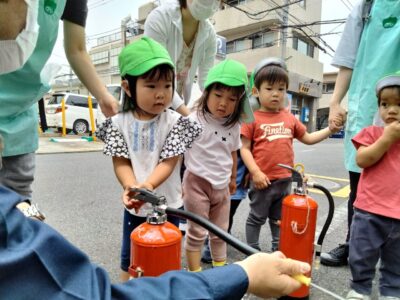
[[122, 186, 145, 213], [229, 179, 237, 195], [328, 115, 343, 133], [252, 170, 270, 190], [383, 120, 400, 143]]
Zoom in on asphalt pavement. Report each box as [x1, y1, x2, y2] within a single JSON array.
[[34, 136, 374, 300]]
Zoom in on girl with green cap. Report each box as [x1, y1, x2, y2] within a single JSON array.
[[96, 37, 202, 281], [182, 59, 253, 272]]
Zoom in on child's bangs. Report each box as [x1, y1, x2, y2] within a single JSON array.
[[255, 65, 288, 88], [141, 64, 174, 82], [213, 82, 245, 100]]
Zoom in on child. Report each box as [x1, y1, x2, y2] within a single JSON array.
[[241, 58, 342, 252], [346, 72, 400, 300], [183, 59, 254, 272], [96, 37, 202, 281], [201, 151, 249, 264]]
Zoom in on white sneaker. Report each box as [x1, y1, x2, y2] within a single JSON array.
[[380, 296, 400, 300], [346, 289, 371, 300]]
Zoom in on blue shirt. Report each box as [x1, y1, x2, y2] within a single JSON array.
[[0, 186, 248, 299]]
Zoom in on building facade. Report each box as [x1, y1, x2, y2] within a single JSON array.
[[55, 0, 325, 131]]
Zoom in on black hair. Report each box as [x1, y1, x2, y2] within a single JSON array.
[[122, 64, 175, 113], [377, 86, 400, 105], [254, 65, 289, 90], [179, 0, 187, 8], [194, 82, 245, 127]]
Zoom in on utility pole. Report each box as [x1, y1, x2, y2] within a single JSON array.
[[280, 0, 289, 60], [121, 15, 131, 46]]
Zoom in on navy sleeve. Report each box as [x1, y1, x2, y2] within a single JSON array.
[[0, 186, 248, 300], [61, 0, 88, 27], [112, 265, 248, 300]]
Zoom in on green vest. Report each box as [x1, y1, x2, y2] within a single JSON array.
[[0, 0, 67, 156], [344, 0, 400, 172]]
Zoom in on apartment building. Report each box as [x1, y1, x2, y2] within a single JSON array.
[[62, 0, 325, 131]]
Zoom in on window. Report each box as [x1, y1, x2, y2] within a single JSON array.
[[107, 86, 122, 101], [226, 0, 246, 6], [323, 82, 335, 94], [48, 94, 65, 105], [226, 40, 248, 53], [110, 47, 122, 74], [91, 51, 109, 65], [293, 36, 314, 58], [67, 95, 98, 109], [253, 32, 274, 48]]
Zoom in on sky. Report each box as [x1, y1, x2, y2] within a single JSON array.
[[49, 0, 358, 73]]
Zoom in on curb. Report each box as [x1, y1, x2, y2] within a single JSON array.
[[37, 136, 103, 154]]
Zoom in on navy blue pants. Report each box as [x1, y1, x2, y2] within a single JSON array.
[[349, 209, 400, 297]]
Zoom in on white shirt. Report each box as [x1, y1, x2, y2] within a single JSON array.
[[184, 112, 242, 189], [144, 0, 217, 109]]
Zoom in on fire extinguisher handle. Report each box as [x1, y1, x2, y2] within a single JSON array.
[[129, 188, 166, 206]]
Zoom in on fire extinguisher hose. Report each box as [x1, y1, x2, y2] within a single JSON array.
[[307, 183, 335, 260], [165, 207, 259, 256]]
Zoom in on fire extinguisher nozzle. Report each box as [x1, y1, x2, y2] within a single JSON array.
[[292, 274, 311, 286]]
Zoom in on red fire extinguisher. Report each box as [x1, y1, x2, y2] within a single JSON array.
[[278, 164, 335, 300], [128, 191, 182, 278]]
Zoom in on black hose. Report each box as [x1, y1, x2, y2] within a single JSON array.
[[166, 207, 259, 256], [309, 183, 335, 257]]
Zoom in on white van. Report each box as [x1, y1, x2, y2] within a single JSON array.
[[46, 93, 99, 134], [96, 84, 125, 126]]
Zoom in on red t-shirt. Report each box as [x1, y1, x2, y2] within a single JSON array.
[[352, 126, 400, 219], [241, 109, 306, 180]]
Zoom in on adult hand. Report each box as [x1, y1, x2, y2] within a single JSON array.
[[328, 103, 347, 128], [98, 92, 119, 117], [236, 251, 310, 298]]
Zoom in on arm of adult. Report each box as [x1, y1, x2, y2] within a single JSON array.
[[63, 21, 118, 117], [328, 67, 352, 127], [240, 136, 270, 189], [197, 27, 217, 92], [328, 1, 364, 128]]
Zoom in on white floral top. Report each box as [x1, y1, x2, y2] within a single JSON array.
[[97, 109, 202, 216]]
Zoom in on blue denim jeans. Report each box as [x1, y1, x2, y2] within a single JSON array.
[[349, 209, 400, 297]]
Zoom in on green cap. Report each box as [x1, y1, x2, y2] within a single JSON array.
[[249, 57, 287, 111], [118, 37, 174, 77], [375, 70, 400, 96], [205, 59, 254, 123]]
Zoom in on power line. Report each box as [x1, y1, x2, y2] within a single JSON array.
[[221, 0, 304, 20]]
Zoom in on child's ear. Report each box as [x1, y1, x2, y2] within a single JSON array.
[[252, 86, 259, 97], [121, 80, 131, 98]]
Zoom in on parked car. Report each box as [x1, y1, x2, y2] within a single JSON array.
[[46, 93, 98, 134], [96, 84, 125, 126]]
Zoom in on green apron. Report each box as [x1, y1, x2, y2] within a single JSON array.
[[344, 0, 400, 172], [0, 0, 67, 157]]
